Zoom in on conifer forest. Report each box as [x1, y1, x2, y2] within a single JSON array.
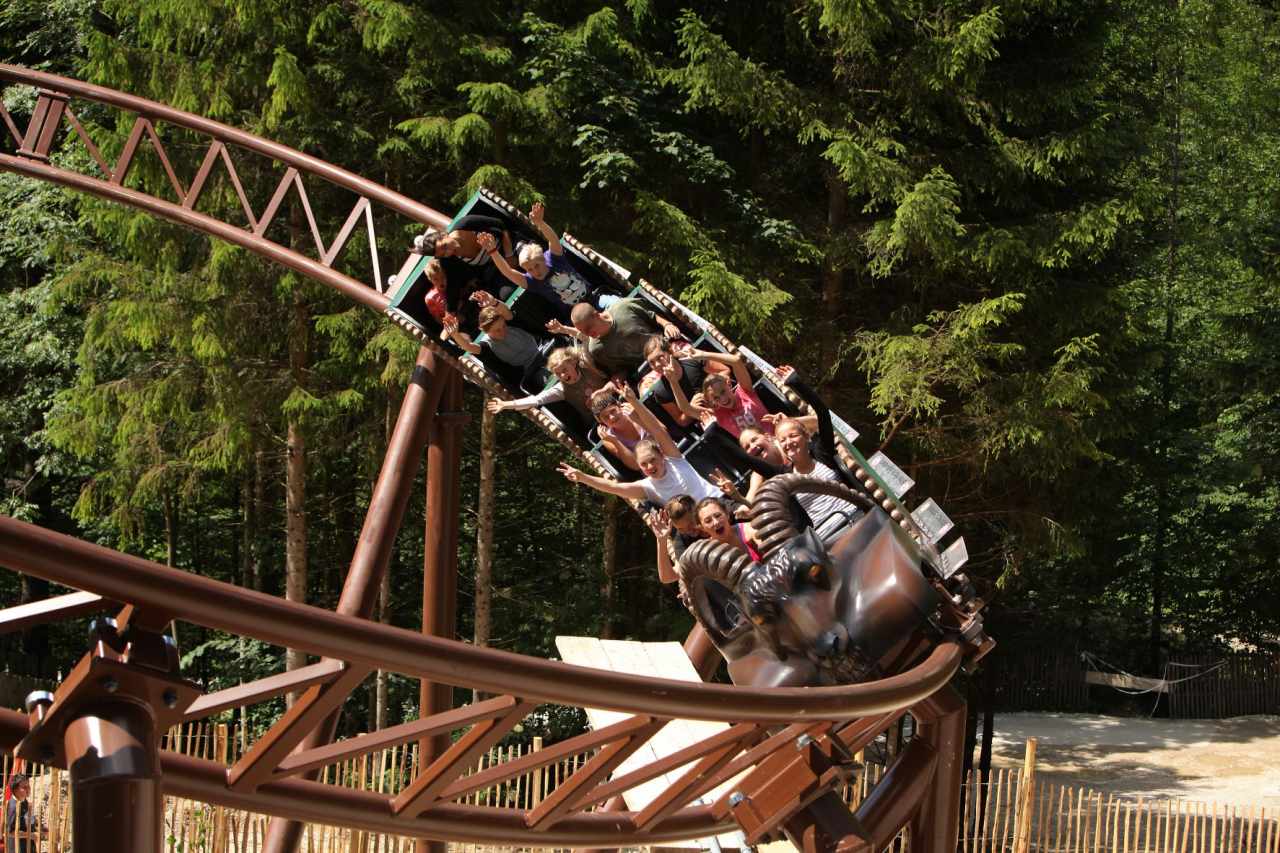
[[1, 0, 1278, 738]]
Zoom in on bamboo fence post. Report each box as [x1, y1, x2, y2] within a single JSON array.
[[1063, 784, 1075, 853], [1212, 802, 1220, 853], [214, 723, 230, 853], [1146, 794, 1157, 853], [1094, 791, 1104, 853], [1038, 780, 1051, 853], [966, 770, 977, 853], [47, 767, 63, 853], [1055, 784, 1068, 853], [532, 736, 544, 807], [1075, 786, 1086, 853], [1003, 768, 1017, 853], [1013, 740, 1038, 853]]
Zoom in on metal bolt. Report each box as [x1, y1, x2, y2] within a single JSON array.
[[873, 488, 886, 501], [102, 677, 119, 693], [162, 688, 179, 709], [795, 734, 815, 750], [24, 690, 54, 715], [728, 791, 745, 807], [88, 616, 118, 639]]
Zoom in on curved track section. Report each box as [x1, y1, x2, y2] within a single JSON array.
[[0, 65, 986, 850]]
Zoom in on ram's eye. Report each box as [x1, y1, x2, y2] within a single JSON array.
[[805, 562, 831, 590], [751, 612, 770, 627]]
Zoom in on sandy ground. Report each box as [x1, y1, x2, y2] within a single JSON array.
[[989, 713, 1280, 808]]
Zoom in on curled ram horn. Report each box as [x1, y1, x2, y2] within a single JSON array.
[[747, 472, 875, 558], [676, 538, 758, 616]]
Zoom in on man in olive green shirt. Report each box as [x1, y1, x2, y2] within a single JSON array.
[[555, 298, 682, 379]]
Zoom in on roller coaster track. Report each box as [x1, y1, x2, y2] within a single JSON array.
[[0, 65, 987, 853]]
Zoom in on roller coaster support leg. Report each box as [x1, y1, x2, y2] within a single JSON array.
[[417, 365, 466, 853], [16, 612, 197, 853], [64, 698, 163, 853], [907, 685, 966, 853], [262, 347, 452, 853]]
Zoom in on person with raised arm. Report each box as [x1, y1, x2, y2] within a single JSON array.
[[557, 382, 722, 505], [442, 290, 550, 390], [486, 347, 609, 428], [639, 336, 730, 428], [413, 212, 514, 267], [550, 299, 683, 379], [589, 388, 650, 472], [481, 202, 599, 323], [645, 510, 681, 585]]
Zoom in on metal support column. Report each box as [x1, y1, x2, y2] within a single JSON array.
[[263, 346, 450, 853], [416, 366, 466, 853], [64, 700, 162, 853]]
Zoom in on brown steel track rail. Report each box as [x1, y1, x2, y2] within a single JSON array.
[[0, 515, 962, 723]]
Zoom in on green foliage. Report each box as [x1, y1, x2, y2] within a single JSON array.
[[5, 0, 1280, 728]]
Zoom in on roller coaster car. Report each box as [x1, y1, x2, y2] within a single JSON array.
[[384, 189, 801, 487], [679, 473, 990, 689]]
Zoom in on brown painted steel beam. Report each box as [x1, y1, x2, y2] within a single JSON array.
[[0, 707, 732, 847], [851, 736, 939, 851], [0, 591, 108, 635], [633, 727, 761, 831], [442, 711, 680, 803], [252, 347, 448, 853], [182, 659, 345, 722], [393, 698, 533, 817], [568, 722, 762, 812], [274, 694, 520, 780], [415, 365, 464, 853], [0, 65, 449, 230], [525, 717, 667, 831], [0, 153, 389, 312], [694, 723, 831, 807], [64, 700, 163, 853], [907, 685, 967, 853], [0, 521, 967, 722], [227, 665, 369, 791]]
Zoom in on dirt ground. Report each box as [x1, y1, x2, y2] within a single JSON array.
[[989, 712, 1280, 808]]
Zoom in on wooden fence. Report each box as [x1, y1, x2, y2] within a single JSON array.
[[985, 647, 1090, 713], [984, 649, 1280, 719], [1166, 654, 1280, 719], [4, 726, 1277, 853]]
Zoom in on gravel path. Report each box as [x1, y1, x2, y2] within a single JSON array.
[[989, 712, 1280, 807]]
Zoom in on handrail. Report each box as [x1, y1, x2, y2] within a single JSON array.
[[0, 152, 390, 312], [0, 708, 730, 845], [0, 64, 449, 231], [0, 515, 962, 724]]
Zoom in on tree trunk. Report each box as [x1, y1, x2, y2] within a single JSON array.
[[163, 491, 178, 567], [284, 272, 310, 696], [1153, 10, 1184, 675], [600, 496, 619, 640], [819, 165, 849, 383], [252, 448, 267, 592], [375, 390, 395, 731], [240, 474, 254, 589], [472, 399, 498, 703], [375, 567, 391, 731]]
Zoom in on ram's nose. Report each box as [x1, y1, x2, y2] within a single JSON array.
[[814, 629, 846, 659]]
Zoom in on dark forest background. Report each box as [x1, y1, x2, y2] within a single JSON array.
[[2, 0, 1278, 735]]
